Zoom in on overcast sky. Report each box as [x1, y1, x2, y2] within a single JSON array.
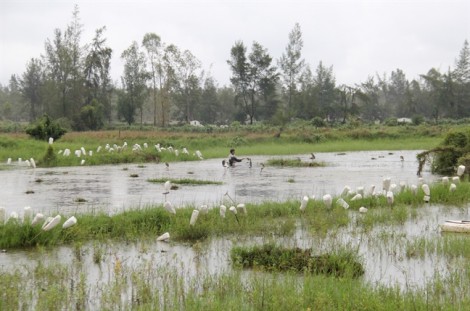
[[1, 0, 469, 88]]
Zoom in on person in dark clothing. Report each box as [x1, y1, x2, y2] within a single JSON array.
[[228, 148, 244, 166]]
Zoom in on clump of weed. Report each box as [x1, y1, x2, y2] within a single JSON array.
[[265, 158, 325, 167]]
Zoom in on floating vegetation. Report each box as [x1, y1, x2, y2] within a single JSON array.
[[147, 178, 223, 185], [265, 158, 325, 167], [25, 190, 34, 194], [122, 167, 128, 171], [137, 164, 146, 168], [34, 178, 43, 183], [130, 174, 139, 178], [287, 178, 295, 183], [231, 244, 364, 278], [75, 197, 87, 203]]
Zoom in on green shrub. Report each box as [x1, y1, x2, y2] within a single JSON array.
[[25, 114, 67, 141]]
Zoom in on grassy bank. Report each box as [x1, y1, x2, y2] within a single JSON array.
[[1, 181, 469, 249], [0, 124, 457, 168]]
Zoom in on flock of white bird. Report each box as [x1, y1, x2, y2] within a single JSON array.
[[5, 137, 204, 168]]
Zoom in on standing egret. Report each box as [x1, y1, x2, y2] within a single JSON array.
[[422, 184, 430, 202], [452, 176, 460, 184], [164, 201, 176, 214], [356, 187, 364, 196], [457, 165, 466, 177], [341, 186, 351, 197], [369, 185, 376, 196], [399, 181, 406, 192], [410, 184, 418, 196], [7, 158, 11, 165], [62, 216, 77, 229], [190, 210, 199, 226], [9, 212, 19, 221], [323, 194, 332, 209], [81, 147, 86, 156], [220, 205, 227, 218], [23, 206, 32, 221], [41, 216, 53, 230], [163, 181, 171, 200], [237, 203, 247, 215], [198, 204, 209, 214], [80, 159, 85, 165], [449, 183, 457, 192], [442, 177, 449, 184], [43, 215, 62, 231], [359, 206, 368, 213], [31, 213, 44, 225], [351, 194, 362, 201], [300, 196, 309, 212], [195, 150, 203, 160], [30, 158, 36, 169], [48, 137, 54, 145], [229, 206, 240, 224], [157, 232, 170, 242], [336, 198, 349, 209]]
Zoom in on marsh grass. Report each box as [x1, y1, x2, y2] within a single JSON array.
[[1, 182, 469, 249], [231, 244, 365, 277], [147, 177, 223, 185], [265, 158, 325, 167]]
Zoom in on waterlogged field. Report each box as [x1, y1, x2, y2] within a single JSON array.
[[1, 127, 470, 310]]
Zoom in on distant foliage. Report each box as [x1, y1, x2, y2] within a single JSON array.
[[25, 114, 67, 141]]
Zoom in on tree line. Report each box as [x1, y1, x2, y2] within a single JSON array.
[[0, 6, 469, 130]]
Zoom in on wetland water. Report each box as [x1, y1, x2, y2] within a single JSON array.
[[1, 150, 469, 302], [1, 150, 436, 216]]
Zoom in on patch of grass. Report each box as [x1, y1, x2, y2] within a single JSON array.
[[147, 178, 223, 185], [231, 244, 364, 277], [266, 158, 325, 167]]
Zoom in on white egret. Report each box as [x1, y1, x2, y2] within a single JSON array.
[[351, 194, 362, 201], [195, 150, 203, 160], [229, 206, 237, 214], [389, 183, 398, 194], [386, 191, 394, 206], [411, 184, 418, 196], [452, 176, 460, 184], [300, 196, 309, 212], [48, 137, 54, 144], [97, 146, 102, 153], [81, 147, 86, 156], [143, 143, 148, 148], [164, 201, 176, 214], [25, 159, 31, 167], [442, 176, 449, 184], [449, 183, 457, 192], [399, 181, 406, 192], [341, 186, 351, 197], [80, 159, 85, 165], [237, 203, 247, 215], [198, 204, 209, 214], [422, 184, 430, 196], [323, 194, 332, 209], [369, 185, 376, 196], [23, 206, 32, 221], [18, 158, 22, 165], [75, 150, 81, 157], [64, 149, 71, 156], [31, 213, 44, 226], [359, 206, 368, 213], [175, 149, 179, 157], [41, 216, 53, 230], [336, 198, 349, 209], [457, 165, 466, 177], [356, 187, 364, 196], [157, 232, 170, 242], [89, 151, 93, 156], [190, 210, 199, 226], [220, 205, 227, 218], [43, 215, 62, 231], [9, 211, 19, 220], [7, 158, 11, 165], [182, 148, 189, 155], [62, 216, 77, 229], [30, 158, 36, 168]]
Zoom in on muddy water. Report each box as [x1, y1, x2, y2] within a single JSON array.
[[0, 150, 436, 216]]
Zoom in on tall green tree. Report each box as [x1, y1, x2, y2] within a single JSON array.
[[278, 23, 305, 115], [83, 26, 113, 125], [119, 41, 149, 125], [142, 33, 163, 126], [228, 41, 278, 124], [313, 61, 336, 120], [453, 40, 470, 117], [20, 58, 44, 121]]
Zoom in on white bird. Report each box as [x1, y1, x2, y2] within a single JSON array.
[[30, 158, 36, 168], [195, 150, 203, 160], [452, 176, 460, 184], [62, 216, 77, 229], [449, 183, 457, 192], [399, 181, 406, 192], [182, 148, 189, 155], [143, 143, 148, 149], [164, 201, 176, 214], [442, 176, 449, 184], [323, 194, 332, 208], [190, 210, 199, 226], [351, 194, 362, 201], [9, 211, 19, 220], [80, 159, 85, 165], [43, 215, 62, 231], [341, 186, 351, 197], [386, 191, 394, 206], [7, 158, 11, 165], [237, 203, 247, 215], [369, 185, 376, 196], [336, 198, 349, 209], [229, 206, 237, 215], [220, 205, 227, 218], [41, 216, 53, 230], [18, 158, 22, 165], [457, 165, 466, 177], [157, 232, 170, 242], [356, 187, 364, 196], [81, 147, 86, 156], [198, 204, 209, 214], [421, 184, 430, 196], [300, 196, 309, 212], [31, 213, 44, 226], [88, 151, 93, 156], [23, 206, 32, 221], [25, 159, 31, 167], [48, 137, 54, 145], [359, 206, 368, 213], [410, 184, 418, 196], [97, 146, 102, 153]]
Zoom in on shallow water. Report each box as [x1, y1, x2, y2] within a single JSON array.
[[0, 150, 436, 216]]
